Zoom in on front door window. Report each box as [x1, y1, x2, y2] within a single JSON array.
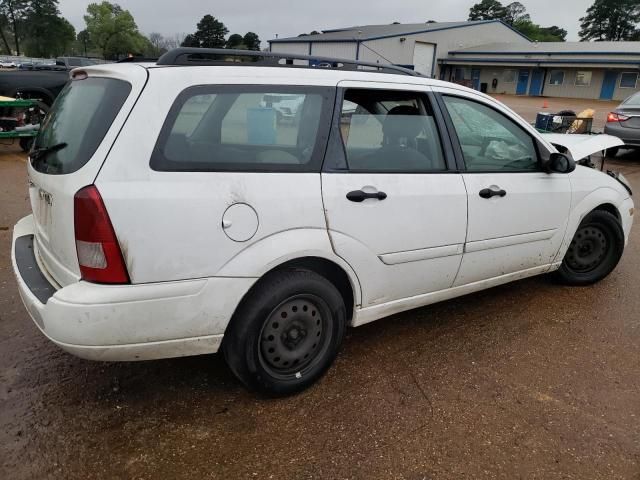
[[442, 95, 538, 172]]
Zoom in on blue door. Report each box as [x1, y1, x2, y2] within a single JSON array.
[[600, 71, 618, 100], [529, 69, 545, 96], [471, 69, 481, 91], [516, 70, 530, 95]]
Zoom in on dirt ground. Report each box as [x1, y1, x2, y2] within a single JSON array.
[[1, 116, 640, 479], [490, 94, 620, 132]]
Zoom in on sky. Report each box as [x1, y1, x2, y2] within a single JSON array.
[[57, 0, 592, 45]]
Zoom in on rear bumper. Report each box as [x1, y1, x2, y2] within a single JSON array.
[[11, 215, 257, 361], [603, 124, 640, 148]]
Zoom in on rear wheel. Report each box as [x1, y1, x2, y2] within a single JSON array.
[[555, 210, 624, 286], [223, 269, 346, 396]]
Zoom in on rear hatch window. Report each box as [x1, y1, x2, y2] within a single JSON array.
[[31, 77, 131, 175]]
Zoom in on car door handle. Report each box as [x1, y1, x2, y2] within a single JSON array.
[[346, 190, 388, 202], [479, 188, 507, 199]]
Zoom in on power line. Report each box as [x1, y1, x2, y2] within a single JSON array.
[[355, 38, 395, 65]]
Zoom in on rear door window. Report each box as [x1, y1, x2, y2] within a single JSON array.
[[151, 86, 333, 172], [339, 89, 446, 172], [31, 77, 132, 175]]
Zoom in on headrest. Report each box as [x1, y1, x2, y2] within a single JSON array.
[[383, 105, 423, 142]]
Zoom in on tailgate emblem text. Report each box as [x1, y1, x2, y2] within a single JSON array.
[[39, 190, 53, 206]]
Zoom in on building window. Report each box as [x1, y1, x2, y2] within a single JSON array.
[[620, 72, 638, 89], [548, 70, 565, 86], [503, 70, 516, 83], [575, 71, 592, 87], [454, 68, 470, 81]]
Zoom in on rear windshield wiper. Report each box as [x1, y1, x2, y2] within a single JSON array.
[[30, 142, 68, 161]]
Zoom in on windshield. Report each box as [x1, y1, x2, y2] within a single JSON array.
[[31, 77, 131, 175]]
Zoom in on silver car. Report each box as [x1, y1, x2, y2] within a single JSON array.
[[604, 92, 640, 156]]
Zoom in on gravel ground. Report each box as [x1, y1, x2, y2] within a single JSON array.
[[1, 127, 640, 479]]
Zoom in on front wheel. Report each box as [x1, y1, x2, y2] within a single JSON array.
[[223, 269, 346, 396], [555, 210, 624, 286]]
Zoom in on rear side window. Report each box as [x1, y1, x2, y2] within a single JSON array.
[[151, 86, 333, 172], [31, 77, 131, 175]]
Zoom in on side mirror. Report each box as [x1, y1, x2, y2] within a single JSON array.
[[547, 152, 576, 174]]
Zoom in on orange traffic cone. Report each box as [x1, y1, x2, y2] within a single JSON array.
[[542, 99, 549, 109]]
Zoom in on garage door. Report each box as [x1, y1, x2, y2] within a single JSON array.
[[413, 42, 435, 77]]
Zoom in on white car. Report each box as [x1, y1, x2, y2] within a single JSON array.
[[259, 93, 305, 123], [0, 59, 17, 68], [11, 49, 634, 395]]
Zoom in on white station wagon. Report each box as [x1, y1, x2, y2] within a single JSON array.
[[11, 49, 634, 395]]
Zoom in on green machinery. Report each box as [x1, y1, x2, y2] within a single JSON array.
[[0, 97, 48, 151]]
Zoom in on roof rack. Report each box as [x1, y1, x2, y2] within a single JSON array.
[[156, 48, 422, 77]]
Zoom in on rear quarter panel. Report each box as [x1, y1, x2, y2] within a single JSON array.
[[96, 67, 348, 287]]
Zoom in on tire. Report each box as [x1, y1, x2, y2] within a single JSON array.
[[223, 269, 346, 396], [19, 137, 33, 152], [605, 147, 619, 158], [555, 210, 624, 286]]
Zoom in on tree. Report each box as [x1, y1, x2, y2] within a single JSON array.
[[0, 14, 12, 53], [468, 0, 566, 41], [579, 0, 640, 41], [513, 19, 566, 41], [0, 0, 28, 55], [148, 32, 169, 56], [23, 0, 76, 58], [77, 29, 92, 56], [226, 33, 244, 48], [468, 0, 507, 21], [298, 30, 321, 37], [243, 31, 260, 50], [84, 2, 144, 58], [541, 26, 567, 41], [181, 33, 199, 47], [503, 2, 530, 25], [193, 14, 228, 48]]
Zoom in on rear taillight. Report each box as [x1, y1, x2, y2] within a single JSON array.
[[607, 112, 630, 123], [74, 185, 129, 284]]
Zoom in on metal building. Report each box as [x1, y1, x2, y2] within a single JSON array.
[[268, 20, 529, 78], [440, 42, 640, 101]]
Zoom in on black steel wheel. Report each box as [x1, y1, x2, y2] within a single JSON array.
[[259, 295, 333, 378], [223, 269, 346, 396], [555, 210, 624, 286], [565, 225, 608, 273]]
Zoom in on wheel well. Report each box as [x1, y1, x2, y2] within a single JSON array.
[[275, 257, 355, 322], [222, 257, 357, 343], [594, 203, 620, 221]]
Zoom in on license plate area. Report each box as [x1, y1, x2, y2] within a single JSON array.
[[30, 183, 53, 242]]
